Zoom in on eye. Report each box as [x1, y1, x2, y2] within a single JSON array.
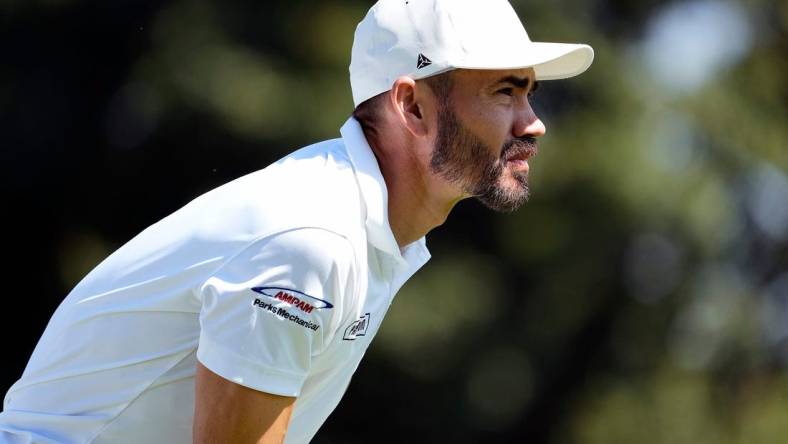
[[497, 87, 514, 97]]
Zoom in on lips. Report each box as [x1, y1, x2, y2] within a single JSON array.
[[503, 140, 538, 163]]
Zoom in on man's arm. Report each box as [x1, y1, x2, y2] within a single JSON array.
[[193, 362, 296, 444]]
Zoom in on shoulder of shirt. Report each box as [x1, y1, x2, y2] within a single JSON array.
[[182, 137, 366, 247], [236, 227, 358, 274], [62, 138, 369, 298]]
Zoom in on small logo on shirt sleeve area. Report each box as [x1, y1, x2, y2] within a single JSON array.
[[343, 313, 371, 341], [251, 287, 333, 332]]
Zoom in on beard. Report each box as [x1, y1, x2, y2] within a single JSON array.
[[430, 106, 536, 212]]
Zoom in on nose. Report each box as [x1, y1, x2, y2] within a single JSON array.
[[512, 102, 546, 139]]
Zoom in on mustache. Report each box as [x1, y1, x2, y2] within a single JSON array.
[[501, 137, 538, 160]]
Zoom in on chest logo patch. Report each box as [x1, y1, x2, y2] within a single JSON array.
[[343, 313, 371, 341]]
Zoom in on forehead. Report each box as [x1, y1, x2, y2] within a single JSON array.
[[451, 67, 537, 90]]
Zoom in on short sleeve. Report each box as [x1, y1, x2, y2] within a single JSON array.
[[196, 228, 356, 397]]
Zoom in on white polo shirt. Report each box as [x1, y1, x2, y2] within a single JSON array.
[[0, 118, 430, 444]]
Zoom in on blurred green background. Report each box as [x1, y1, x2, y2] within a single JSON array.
[[2, 0, 787, 443]]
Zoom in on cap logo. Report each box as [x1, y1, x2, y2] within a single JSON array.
[[416, 53, 432, 69]]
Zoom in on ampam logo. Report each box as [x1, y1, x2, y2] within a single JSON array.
[[251, 287, 334, 314]]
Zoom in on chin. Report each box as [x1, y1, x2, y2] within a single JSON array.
[[478, 183, 530, 213], [502, 171, 528, 190]]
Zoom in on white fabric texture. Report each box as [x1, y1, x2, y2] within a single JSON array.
[[0, 118, 430, 444]]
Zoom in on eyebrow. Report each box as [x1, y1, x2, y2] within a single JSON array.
[[493, 75, 533, 89]]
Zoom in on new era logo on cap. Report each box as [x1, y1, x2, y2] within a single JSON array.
[[416, 53, 432, 69]]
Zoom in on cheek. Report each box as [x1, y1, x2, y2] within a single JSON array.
[[451, 91, 513, 150], [466, 108, 512, 149]]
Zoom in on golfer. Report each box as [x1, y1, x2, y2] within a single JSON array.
[[0, 0, 593, 442]]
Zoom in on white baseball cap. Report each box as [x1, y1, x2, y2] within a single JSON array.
[[350, 0, 595, 106]]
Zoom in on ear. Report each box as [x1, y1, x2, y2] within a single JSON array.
[[389, 76, 429, 138]]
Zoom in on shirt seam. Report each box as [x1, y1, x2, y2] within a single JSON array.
[[190, 225, 356, 300]]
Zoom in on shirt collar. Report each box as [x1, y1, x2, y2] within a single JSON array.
[[340, 117, 430, 266]]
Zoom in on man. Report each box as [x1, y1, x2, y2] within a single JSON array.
[[0, 0, 593, 442]]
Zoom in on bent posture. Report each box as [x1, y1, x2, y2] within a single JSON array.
[[0, 0, 593, 442]]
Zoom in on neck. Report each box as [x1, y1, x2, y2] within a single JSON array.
[[361, 124, 460, 248]]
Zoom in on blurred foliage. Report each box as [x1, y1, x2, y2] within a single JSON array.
[[2, 0, 787, 443]]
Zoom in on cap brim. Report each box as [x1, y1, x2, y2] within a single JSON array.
[[449, 42, 594, 80]]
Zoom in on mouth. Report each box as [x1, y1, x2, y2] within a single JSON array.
[[504, 142, 538, 172]]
